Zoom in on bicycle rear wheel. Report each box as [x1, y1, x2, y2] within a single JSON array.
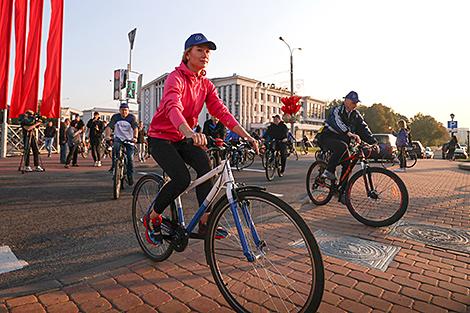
[[132, 174, 176, 261], [346, 167, 408, 227], [276, 151, 284, 177], [205, 189, 324, 313], [306, 161, 334, 205], [406, 152, 417, 168]]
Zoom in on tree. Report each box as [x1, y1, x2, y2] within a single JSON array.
[[409, 113, 449, 146], [325, 99, 342, 118]]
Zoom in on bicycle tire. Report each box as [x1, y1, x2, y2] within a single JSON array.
[[264, 151, 276, 181], [205, 189, 324, 313], [113, 161, 122, 199], [276, 151, 283, 177], [346, 167, 408, 227], [306, 161, 334, 205], [406, 152, 417, 168], [238, 149, 255, 169], [132, 174, 176, 261]]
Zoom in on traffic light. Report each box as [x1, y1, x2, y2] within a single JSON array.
[[127, 81, 136, 99], [113, 70, 121, 100]]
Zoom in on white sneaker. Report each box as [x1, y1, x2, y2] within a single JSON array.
[[97, 161, 102, 167], [94, 161, 98, 167], [35, 166, 44, 172], [24, 166, 33, 172], [393, 168, 405, 173]]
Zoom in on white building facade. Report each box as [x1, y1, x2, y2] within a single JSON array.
[[139, 73, 325, 139]]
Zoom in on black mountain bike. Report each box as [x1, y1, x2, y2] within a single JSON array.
[[113, 140, 133, 199], [264, 139, 284, 181], [306, 142, 408, 227]]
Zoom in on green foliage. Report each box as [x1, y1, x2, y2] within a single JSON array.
[[409, 113, 449, 146]]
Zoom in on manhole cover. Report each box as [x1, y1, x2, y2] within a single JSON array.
[[311, 230, 400, 271], [388, 221, 470, 253]]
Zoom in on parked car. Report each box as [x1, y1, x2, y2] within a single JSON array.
[[454, 144, 468, 159], [372, 133, 397, 159], [411, 141, 425, 158], [424, 147, 434, 159]]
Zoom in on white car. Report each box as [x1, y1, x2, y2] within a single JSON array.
[[454, 144, 468, 159], [424, 147, 434, 159]]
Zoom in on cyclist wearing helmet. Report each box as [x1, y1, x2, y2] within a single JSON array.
[[144, 33, 258, 245], [318, 91, 378, 182]]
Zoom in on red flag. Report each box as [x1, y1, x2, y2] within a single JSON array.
[[21, 0, 44, 114], [9, 0, 27, 118], [0, 0, 14, 110], [41, 0, 63, 118]]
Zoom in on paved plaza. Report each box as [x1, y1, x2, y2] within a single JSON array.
[[0, 155, 469, 313]]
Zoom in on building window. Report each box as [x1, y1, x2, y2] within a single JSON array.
[[261, 93, 264, 101], [267, 94, 271, 102], [235, 84, 240, 103], [228, 85, 232, 103]]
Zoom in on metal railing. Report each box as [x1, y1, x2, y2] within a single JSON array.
[[1, 124, 58, 157]]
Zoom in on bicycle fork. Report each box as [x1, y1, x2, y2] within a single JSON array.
[[226, 184, 263, 262]]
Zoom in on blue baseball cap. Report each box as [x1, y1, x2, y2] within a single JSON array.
[[119, 102, 129, 109], [184, 33, 217, 51], [344, 91, 360, 103]]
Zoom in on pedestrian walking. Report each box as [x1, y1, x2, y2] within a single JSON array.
[[447, 135, 458, 161], [44, 121, 57, 157], [65, 120, 83, 168], [137, 121, 147, 162], [393, 120, 410, 172], [86, 112, 105, 167], [59, 118, 70, 164]]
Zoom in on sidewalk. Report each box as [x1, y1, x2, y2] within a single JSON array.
[[0, 158, 469, 313]]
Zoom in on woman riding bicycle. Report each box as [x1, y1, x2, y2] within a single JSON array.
[[144, 33, 258, 245], [318, 91, 379, 183]]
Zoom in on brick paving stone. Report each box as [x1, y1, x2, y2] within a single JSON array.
[[391, 276, 420, 289], [79, 297, 113, 313], [37, 291, 69, 306], [330, 274, 358, 288], [450, 292, 470, 306], [6, 295, 37, 308], [318, 301, 348, 313], [99, 284, 129, 300], [171, 286, 201, 303], [10, 303, 46, 313], [338, 299, 373, 313], [372, 278, 402, 293], [322, 291, 343, 306], [333, 285, 363, 301], [46, 301, 79, 313], [348, 270, 375, 283], [400, 287, 432, 303], [366, 269, 394, 280], [141, 288, 172, 308], [157, 299, 191, 313], [437, 281, 468, 295], [187, 296, 220, 312], [360, 294, 393, 312], [390, 305, 415, 313], [413, 300, 447, 313], [355, 282, 384, 297], [410, 273, 438, 286], [328, 264, 351, 276], [127, 280, 157, 296], [431, 296, 468, 312], [110, 293, 143, 312], [380, 290, 414, 308], [419, 283, 451, 298], [423, 270, 452, 282], [126, 304, 158, 313], [68, 286, 101, 304]]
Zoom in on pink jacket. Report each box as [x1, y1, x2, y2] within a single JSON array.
[[148, 62, 239, 142]]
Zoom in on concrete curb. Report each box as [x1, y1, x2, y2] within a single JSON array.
[[0, 253, 144, 299], [458, 162, 470, 171]]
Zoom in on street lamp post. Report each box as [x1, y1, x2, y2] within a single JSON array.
[[279, 37, 301, 138]]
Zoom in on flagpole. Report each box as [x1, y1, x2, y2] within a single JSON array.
[[1, 109, 8, 158]]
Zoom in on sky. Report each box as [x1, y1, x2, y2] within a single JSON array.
[[6, 0, 470, 129]]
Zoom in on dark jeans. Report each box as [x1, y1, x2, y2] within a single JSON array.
[[319, 134, 350, 178], [90, 138, 102, 162], [66, 144, 78, 165], [60, 143, 67, 164], [148, 137, 212, 214], [397, 146, 407, 168], [112, 139, 134, 178], [23, 134, 39, 167]]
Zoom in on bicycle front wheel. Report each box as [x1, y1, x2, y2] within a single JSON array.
[[306, 161, 334, 205], [113, 162, 122, 199], [132, 174, 175, 261], [205, 189, 324, 313], [346, 167, 408, 227], [265, 151, 276, 181]]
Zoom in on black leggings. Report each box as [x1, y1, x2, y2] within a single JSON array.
[[90, 139, 101, 162], [319, 135, 350, 176], [149, 137, 213, 214]]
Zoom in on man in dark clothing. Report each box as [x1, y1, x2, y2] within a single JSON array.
[[86, 112, 105, 167], [203, 116, 226, 139], [318, 91, 378, 182], [59, 118, 70, 164], [264, 114, 289, 174], [74, 115, 85, 130], [20, 110, 44, 172], [44, 121, 57, 157]]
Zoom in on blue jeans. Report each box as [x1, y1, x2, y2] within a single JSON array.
[[112, 139, 134, 178], [45, 137, 54, 155], [60, 143, 67, 163]]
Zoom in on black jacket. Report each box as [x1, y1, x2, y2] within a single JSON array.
[[265, 122, 288, 141], [202, 120, 226, 139], [324, 104, 376, 144], [44, 126, 56, 138]]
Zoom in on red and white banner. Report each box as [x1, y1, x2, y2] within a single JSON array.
[[9, 0, 28, 118], [0, 0, 14, 110], [40, 0, 63, 118]]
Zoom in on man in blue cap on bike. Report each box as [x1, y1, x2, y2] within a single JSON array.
[[105, 102, 139, 186], [318, 91, 379, 184]]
